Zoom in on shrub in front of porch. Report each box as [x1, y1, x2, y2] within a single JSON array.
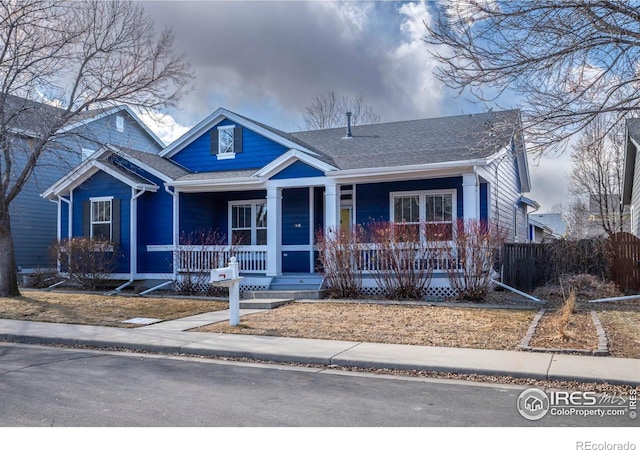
[[366, 221, 445, 300], [442, 219, 507, 301], [315, 227, 363, 298]]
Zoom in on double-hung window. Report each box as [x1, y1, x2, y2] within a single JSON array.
[[230, 201, 267, 245], [391, 190, 455, 240], [91, 198, 112, 240]]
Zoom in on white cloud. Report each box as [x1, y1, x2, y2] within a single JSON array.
[[137, 110, 190, 146], [383, 1, 444, 119]]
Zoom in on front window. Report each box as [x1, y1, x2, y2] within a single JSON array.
[[230, 201, 267, 245], [391, 190, 455, 240], [91, 199, 112, 240]]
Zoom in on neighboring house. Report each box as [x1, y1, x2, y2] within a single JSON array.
[[528, 213, 567, 241], [621, 117, 640, 236], [7, 95, 164, 272], [43, 108, 535, 297]]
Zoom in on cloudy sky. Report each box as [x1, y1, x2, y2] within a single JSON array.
[[140, 0, 570, 212]]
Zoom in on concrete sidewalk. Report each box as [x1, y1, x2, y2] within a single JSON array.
[[0, 313, 639, 386]]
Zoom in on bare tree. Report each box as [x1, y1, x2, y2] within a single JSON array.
[[0, 1, 192, 296], [564, 198, 591, 240], [302, 90, 380, 130], [568, 116, 628, 236], [425, 1, 640, 154]]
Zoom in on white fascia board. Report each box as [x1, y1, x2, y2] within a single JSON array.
[[254, 149, 336, 178], [93, 160, 159, 192], [326, 158, 489, 181], [41, 146, 112, 199], [8, 127, 42, 139], [106, 145, 173, 183], [172, 179, 264, 193], [159, 108, 317, 159]]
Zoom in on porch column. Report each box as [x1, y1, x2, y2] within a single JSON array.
[[324, 181, 339, 234], [266, 186, 282, 276], [462, 173, 479, 221]]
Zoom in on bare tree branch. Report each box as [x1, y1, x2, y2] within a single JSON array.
[[0, 0, 193, 296], [301, 89, 380, 130], [425, 1, 640, 154]]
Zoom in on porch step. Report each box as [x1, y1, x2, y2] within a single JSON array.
[[239, 299, 294, 309], [269, 274, 324, 291], [244, 290, 328, 300]]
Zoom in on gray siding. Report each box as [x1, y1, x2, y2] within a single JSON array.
[[483, 152, 527, 243], [632, 147, 640, 235]]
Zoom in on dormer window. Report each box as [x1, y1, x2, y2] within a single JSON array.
[[218, 125, 235, 156], [211, 124, 243, 160]]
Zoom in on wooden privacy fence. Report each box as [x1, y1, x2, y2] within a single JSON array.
[[501, 237, 612, 292], [609, 232, 640, 293]]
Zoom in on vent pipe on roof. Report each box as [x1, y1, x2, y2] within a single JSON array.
[[345, 111, 352, 138]]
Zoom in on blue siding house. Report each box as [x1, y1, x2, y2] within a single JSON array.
[[8, 95, 164, 273], [43, 108, 535, 296]]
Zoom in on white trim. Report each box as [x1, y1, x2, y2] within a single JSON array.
[[159, 108, 317, 158], [255, 149, 337, 178], [147, 245, 174, 252], [390, 189, 457, 239], [327, 160, 487, 180], [93, 161, 158, 191], [42, 147, 111, 199], [228, 199, 268, 246], [265, 176, 327, 189], [216, 153, 236, 160], [632, 205, 637, 236], [89, 198, 113, 240]]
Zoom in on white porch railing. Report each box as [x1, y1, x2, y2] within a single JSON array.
[[177, 245, 267, 274], [355, 243, 459, 273]]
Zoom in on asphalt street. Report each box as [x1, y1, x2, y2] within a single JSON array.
[[0, 343, 634, 427]]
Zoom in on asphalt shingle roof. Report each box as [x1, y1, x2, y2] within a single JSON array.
[[290, 109, 521, 170], [114, 146, 189, 180]]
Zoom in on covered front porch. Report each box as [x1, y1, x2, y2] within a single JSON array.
[[170, 172, 488, 283]]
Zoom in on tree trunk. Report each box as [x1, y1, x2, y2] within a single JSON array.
[[0, 206, 20, 297]]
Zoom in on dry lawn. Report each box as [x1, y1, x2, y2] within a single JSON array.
[[197, 302, 535, 350], [0, 290, 227, 328], [598, 311, 640, 359], [528, 311, 598, 351]]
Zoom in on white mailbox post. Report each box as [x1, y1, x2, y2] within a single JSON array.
[[210, 256, 242, 326]]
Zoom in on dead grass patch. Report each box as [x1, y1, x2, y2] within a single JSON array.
[[528, 311, 598, 351], [598, 311, 640, 359], [196, 303, 534, 350], [0, 290, 227, 327]]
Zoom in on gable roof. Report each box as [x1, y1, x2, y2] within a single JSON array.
[[3, 94, 165, 148], [529, 213, 567, 238], [159, 107, 328, 161], [42, 144, 187, 199]]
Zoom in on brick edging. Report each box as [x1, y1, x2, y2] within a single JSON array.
[[519, 308, 609, 356]]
